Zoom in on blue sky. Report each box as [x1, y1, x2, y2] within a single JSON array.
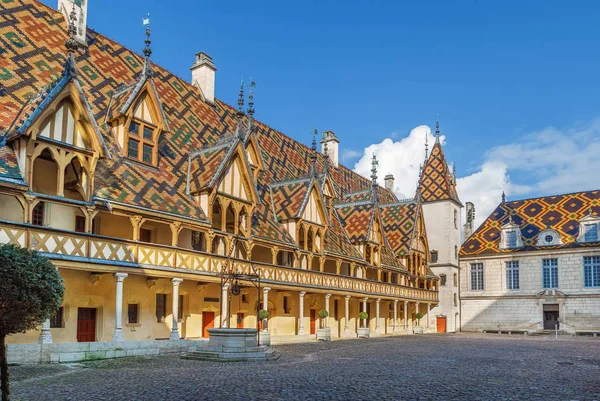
[[46, 0, 600, 223]]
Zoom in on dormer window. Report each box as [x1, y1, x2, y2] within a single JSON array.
[[125, 108, 158, 165], [506, 230, 517, 248], [584, 224, 598, 242], [499, 219, 523, 250], [537, 229, 562, 246], [577, 212, 600, 243]]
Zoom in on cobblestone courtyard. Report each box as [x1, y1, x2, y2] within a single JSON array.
[[7, 334, 600, 400]]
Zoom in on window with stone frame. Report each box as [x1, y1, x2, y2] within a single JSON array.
[[453, 293, 458, 306], [506, 261, 520, 290], [75, 215, 86, 233], [584, 256, 600, 288], [430, 250, 438, 263], [470, 263, 484, 291], [440, 274, 447, 286], [542, 258, 559, 289], [128, 304, 139, 324], [453, 273, 458, 287], [50, 307, 64, 328]]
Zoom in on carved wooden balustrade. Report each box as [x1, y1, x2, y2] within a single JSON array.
[[0, 221, 438, 302]]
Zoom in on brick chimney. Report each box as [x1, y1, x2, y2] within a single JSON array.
[[191, 52, 216, 104], [321, 130, 339, 167]]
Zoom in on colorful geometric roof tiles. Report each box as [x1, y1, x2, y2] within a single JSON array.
[[461, 190, 600, 256], [380, 200, 420, 256], [419, 140, 461, 205], [0, 0, 427, 265]]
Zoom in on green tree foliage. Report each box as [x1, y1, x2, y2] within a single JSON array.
[[0, 244, 64, 401]]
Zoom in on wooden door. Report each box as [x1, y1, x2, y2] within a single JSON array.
[[202, 311, 215, 338], [237, 313, 244, 329], [436, 316, 447, 333], [310, 309, 316, 334], [77, 308, 96, 342]]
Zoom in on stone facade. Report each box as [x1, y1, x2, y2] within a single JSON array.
[[461, 245, 600, 333]]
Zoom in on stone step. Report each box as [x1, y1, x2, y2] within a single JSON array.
[[182, 349, 280, 362]]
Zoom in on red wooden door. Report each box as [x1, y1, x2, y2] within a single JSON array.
[[310, 309, 316, 334], [237, 313, 244, 328], [77, 308, 96, 342], [436, 316, 447, 333], [202, 311, 215, 338]]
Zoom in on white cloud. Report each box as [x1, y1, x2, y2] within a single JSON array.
[[340, 148, 362, 164], [351, 118, 600, 230], [353, 125, 439, 200]]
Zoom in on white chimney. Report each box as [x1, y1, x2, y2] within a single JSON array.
[[384, 174, 395, 193], [464, 201, 476, 241], [58, 0, 88, 46], [321, 130, 339, 167], [191, 52, 216, 104]]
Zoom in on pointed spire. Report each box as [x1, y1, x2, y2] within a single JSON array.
[[424, 130, 429, 162], [322, 132, 330, 174], [371, 153, 379, 202], [310, 128, 318, 177], [142, 14, 153, 77], [502, 191, 506, 203], [63, 4, 79, 77], [247, 78, 256, 126], [435, 113, 440, 143], [236, 77, 245, 138]]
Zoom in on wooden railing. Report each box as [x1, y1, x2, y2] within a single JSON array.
[[0, 221, 438, 302]]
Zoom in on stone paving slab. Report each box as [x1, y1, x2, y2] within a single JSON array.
[[6, 333, 600, 401]]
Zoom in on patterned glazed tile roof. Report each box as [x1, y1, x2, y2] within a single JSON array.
[[0, 0, 409, 255], [271, 178, 311, 221], [419, 141, 461, 205], [336, 201, 375, 244], [380, 200, 419, 256], [461, 190, 600, 257], [324, 209, 364, 261]]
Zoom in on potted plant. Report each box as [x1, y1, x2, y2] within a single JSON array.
[[357, 311, 370, 338], [258, 309, 270, 345], [413, 312, 424, 334], [316, 309, 331, 341]]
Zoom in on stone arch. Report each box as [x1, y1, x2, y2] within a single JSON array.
[[225, 202, 236, 234], [32, 148, 60, 196]]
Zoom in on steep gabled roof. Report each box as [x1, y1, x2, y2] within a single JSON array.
[[324, 209, 364, 261], [461, 190, 600, 257], [336, 201, 376, 244], [419, 141, 461, 205]]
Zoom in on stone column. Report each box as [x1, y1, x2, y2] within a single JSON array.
[[427, 303, 431, 328], [404, 301, 408, 329], [344, 295, 351, 335], [263, 287, 271, 331], [39, 319, 53, 344], [362, 297, 368, 329], [415, 302, 420, 326], [325, 294, 331, 328], [170, 278, 183, 339], [112, 273, 128, 342], [298, 291, 306, 335], [220, 283, 229, 329], [375, 298, 381, 333], [393, 300, 399, 333]]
